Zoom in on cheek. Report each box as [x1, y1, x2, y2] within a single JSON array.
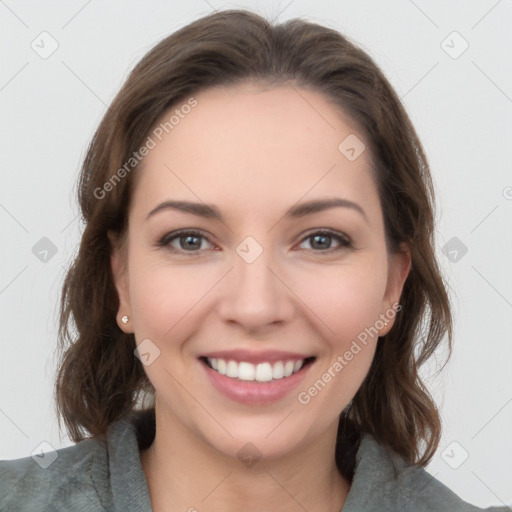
[[127, 261, 214, 408], [292, 257, 388, 344], [127, 247, 222, 351], [292, 255, 387, 407], [130, 266, 200, 338], [296, 267, 384, 406]]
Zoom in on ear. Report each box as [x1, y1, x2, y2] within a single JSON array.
[[108, 230, 132, 332], [378, 242, 411, 337]]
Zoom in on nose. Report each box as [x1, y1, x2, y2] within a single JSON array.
[[216, 244, 295, 333]]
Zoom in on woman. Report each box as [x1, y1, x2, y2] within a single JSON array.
[[0, 9, 508, 512]]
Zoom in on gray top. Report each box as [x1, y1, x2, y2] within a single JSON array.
[[1, 411, 509, 512]]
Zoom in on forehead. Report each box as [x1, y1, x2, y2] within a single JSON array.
[[130, 82, 380, 224]]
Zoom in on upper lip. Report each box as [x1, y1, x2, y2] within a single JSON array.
[[200, 350, 315, 364]]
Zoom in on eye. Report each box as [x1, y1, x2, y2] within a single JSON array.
[[157, 230, 214, 253], [157, 228, 353, 255], [297, 230, 352, 253]]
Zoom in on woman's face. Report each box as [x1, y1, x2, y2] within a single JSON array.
[[110, 82, 410, 461]]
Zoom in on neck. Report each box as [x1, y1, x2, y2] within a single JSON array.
[[140, 405, 351, 512]]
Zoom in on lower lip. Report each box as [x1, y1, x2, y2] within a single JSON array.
[[200, 359, 314, 405]]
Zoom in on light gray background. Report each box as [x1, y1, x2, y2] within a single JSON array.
[[1, 0, 511, 508]]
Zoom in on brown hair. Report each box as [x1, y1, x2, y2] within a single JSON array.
[[55, 9, 452, 478]]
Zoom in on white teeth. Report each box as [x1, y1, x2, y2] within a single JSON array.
[[255, 362, 273, 382], [217, 358, 226, 375], [272, 361, 284, 379], [205, 357, 309, 382], [238, 362, 255, 381], [226, 360, 238, 378], [283, 361, 295, 377]]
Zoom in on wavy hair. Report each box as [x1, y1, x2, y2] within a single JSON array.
[[55, 9, 452, 480]]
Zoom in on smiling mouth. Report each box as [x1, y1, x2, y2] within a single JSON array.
[[199, 356, 316, 383]]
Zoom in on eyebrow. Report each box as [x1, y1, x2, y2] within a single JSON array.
[[146, 197, 368, 223]]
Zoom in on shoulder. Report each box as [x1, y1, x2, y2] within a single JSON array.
[[0, 409, 154, 512], [344, 432, 511, 512], [0, 436, 111, 512]]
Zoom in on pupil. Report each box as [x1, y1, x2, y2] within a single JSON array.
[[312, 234, 330, 249], [182, 235, 200, 250]]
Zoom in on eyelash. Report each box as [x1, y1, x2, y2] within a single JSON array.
[[156, 229, 353, 255]]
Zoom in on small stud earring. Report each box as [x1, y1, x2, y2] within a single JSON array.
[[121, 315, 129, 324]]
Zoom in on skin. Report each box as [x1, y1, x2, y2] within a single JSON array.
[[109, 82, 411, 512]]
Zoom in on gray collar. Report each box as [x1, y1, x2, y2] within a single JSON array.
[[105, 411, 493, 512]]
